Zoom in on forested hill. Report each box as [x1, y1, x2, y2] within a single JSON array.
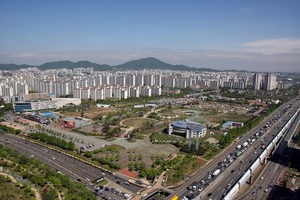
[[0, 57, 221, 72]]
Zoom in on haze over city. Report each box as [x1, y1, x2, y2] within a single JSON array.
[[0, 0, 300, 72]]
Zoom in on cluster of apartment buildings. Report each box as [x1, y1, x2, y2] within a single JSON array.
[[0, 67, 287, 103], [253, 73, 279, 90]]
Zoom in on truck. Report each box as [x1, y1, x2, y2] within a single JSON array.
[[212, 169, 221, 177], [242, 142, 248, 148]]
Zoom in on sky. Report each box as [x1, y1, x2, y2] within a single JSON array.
[[0, 0, 300, 72]]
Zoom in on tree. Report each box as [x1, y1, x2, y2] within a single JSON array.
[[102, 123, 110, 133], [21, 170, 29, 179], [139, 162, 147, 178], [128, 162, 134, 171], [138, 154, 143, 161], [48, 176, 62, 187], [134, 162, 139, 171], [97, 114, 103, 120], [147, 168, 157, 180], [84, 151, 93, 158]]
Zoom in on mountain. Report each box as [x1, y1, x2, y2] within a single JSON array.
[[0, 57, 223, 72], [114, 57, 209, 71], [0, 63, 32, 70], [38, 60, 111, 71]]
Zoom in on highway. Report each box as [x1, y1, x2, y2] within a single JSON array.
[[236, 111, 300, 200], [0, 134, 142, 200], [168, 96, 300, 200], [205, 107, 300, 200]]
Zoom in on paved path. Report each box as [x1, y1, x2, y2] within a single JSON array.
[[132, 172, 166, 200]]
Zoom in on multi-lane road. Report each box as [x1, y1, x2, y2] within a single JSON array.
[[0, 134, 142, 200], [237, 111, 300, 200], [168, 96, 300, 200]]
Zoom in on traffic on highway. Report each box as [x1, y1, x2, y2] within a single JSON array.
[[170, 96, 300, 200]]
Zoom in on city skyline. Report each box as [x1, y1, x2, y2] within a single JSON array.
[[0, 0, 300, 72]]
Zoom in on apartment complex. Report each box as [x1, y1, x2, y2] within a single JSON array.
[[0, 67, 283, 103], [252, 73, 278, 91]]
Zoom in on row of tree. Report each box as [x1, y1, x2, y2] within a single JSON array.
[[29, 132, 75, 151], [91, 156, 121, 170], [219, 104, 280, 147]]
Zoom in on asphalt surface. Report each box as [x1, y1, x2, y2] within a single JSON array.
[[167, 96, 300, 200]]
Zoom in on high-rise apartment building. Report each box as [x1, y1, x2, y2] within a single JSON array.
[[264, 74, 277, 91], [253, 73, 263, 90]]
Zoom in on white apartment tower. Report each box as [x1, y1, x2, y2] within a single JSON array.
[[253, 73, 263, 90], [154, 74, 162, 86], [81, 87, 91, 99], [264, 74, 277, 91], [135, 74, 144, 86], [126, 74, 136, 86], [144, 74, 154, 86], [129, 87, 139, 98]]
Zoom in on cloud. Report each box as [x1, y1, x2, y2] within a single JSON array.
[[8, 14, 19, 20], [241, 38, 300, 55]]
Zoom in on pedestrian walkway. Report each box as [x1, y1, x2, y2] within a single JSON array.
[[132, 172, 166, 200]]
